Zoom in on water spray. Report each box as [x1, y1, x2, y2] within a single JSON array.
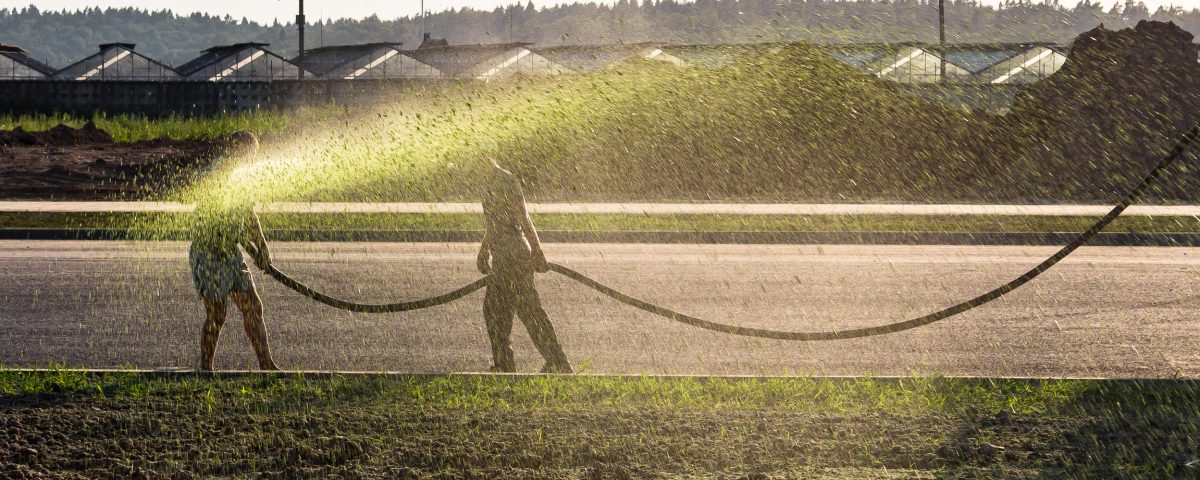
[[260, 124, 1200, 340]]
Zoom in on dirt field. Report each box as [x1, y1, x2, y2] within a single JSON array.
[[0, 124, 223, 199], [1, 372, 1197, 479]]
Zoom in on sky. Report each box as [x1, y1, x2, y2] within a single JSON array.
[[0, 0, 1199, 23]]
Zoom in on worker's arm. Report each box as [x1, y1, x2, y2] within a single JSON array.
[[244, 210, 271, 270], [517, 191, 549, 273], [477, 229, 491, 274]]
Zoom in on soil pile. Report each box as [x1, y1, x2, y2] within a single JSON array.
[[995, 20, 1200, 201], [0, 121, 114, 147], [1013, 20, 1200, 132], [0, 126, 222, 199]]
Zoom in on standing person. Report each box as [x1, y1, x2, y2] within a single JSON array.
[[476, 160, 572, 374], [189, 202, 280, 371]]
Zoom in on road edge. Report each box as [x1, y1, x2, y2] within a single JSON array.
[[4, 228, 1200, 246]]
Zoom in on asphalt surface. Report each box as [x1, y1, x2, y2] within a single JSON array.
[[6, 201, 1200, 216], [2, 240, 1199, 378]]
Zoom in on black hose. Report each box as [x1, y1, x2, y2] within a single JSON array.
[[265, 265, 488, 313]]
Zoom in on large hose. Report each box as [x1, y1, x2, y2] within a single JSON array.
[[264, 125, 1200, 339], [264, 266, 488, 313]]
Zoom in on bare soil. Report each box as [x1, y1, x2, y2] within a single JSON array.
[[0, 124, 223, 200]]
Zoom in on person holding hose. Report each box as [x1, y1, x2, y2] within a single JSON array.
[[477, 159, 572, 374], [189, 201, 280, 371]]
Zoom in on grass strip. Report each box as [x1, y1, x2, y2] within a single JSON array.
[[1, 370, 1198, 478], [0, 111, 298, 143], [0, 370, 1105, 414], [0, 106, 363, 143], [2, 212, 1200, 233]]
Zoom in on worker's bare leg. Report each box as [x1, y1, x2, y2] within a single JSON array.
[[231, 289, 279, 371], [515, 285, 572, 374], [484, 282, 517, 372], [200, 297, 227, 371]]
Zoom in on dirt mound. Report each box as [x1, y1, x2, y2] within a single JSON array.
[[1010, 20, 1200, 157], [980, 20, 1200, 202], [0, 137, 222, 199], [0, 121, 113, 147], [1016, 21, 1200, 117]]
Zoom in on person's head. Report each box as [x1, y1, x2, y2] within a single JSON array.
[[225, 131, 260, 156]]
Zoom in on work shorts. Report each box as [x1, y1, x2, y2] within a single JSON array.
[[188, 243, 255, 302]]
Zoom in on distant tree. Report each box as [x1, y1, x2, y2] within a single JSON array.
[[1121, 0, 1151, 22], [0, 0, 1197, 69]]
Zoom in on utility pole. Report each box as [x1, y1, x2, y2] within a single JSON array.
[[938, 0, 946, 83], [420, 0, 426, 41], [297, 0, 306, 79]]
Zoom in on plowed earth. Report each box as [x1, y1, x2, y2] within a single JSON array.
[[0, 125, 223, 199]]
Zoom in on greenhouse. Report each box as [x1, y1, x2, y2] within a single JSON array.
[[0, 39, 1072, 86], [51, 43, 178, 81], [407, 43, 569, 80], [176, 43, 308, 82], [823, 43, 1065, 84], [0, 44, 54, 79], [658, 44, 766, 69], [866, 44, 971, 83], [976, 45, 1068, 84], [295, 43, 442, 80], [534, 43, 682, 72]]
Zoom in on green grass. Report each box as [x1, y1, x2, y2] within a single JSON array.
[[3, 369, 1198, 477], [0, 369, 1106, 414], [0, 110, 326, 142], [2, 212, 1200, 234], [1, 369, 1196, 419]]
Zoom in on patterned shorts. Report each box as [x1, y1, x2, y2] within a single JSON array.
[[188, 243, 255, 302]]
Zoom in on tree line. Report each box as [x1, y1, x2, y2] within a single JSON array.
[[1, 0, 1196, 67]]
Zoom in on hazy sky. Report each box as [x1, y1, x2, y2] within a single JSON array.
[[1, 0, 1198, 23]]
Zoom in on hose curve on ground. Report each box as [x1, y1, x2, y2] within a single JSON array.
[[265, 125, 1200, 339], [265, 266, 488, 313]]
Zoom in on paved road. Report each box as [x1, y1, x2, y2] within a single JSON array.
[[2, 240, 1199, 377], [5, 201, 1200, 216]]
